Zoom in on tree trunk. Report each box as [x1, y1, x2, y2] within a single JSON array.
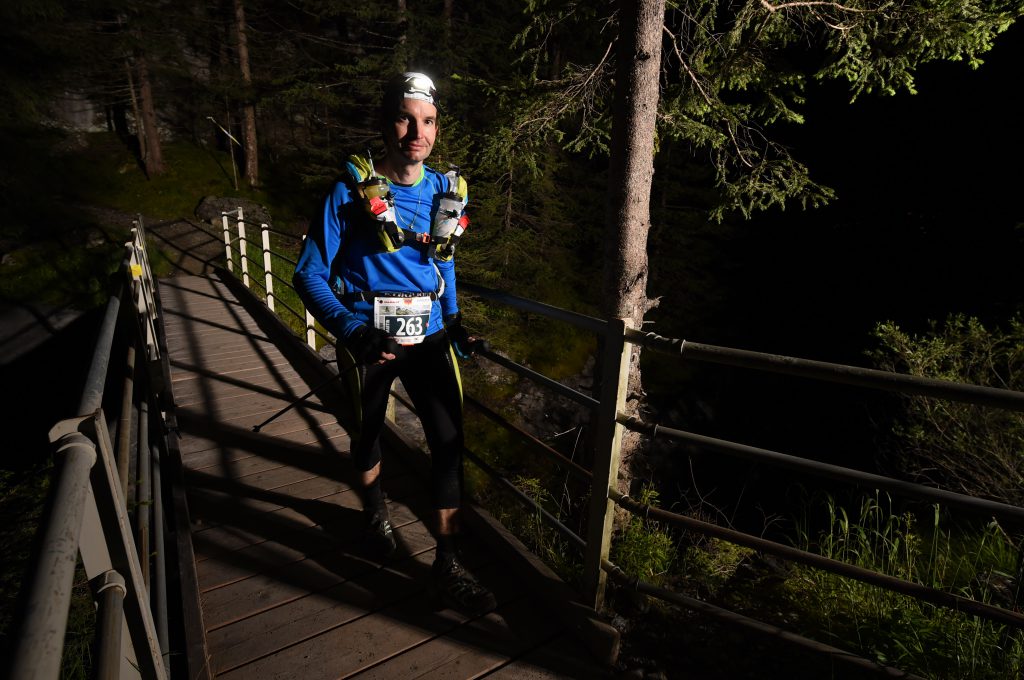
[[135, 50, 165, 176], [124, 59, 146, 162], [601, 0, 665, 486], [397, 0, 409, 69], [233, 0, 259, 187]]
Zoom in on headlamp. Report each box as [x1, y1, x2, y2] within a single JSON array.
[[398, 72, 437, 105]]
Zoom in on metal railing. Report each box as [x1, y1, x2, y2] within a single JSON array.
[[8, 221, 175, 680], [216, 208, 1024, 676], [454, 281, 1024, 678], [219, 208, 328, 348]]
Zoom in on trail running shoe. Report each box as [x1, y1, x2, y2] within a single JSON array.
[[363, 507, 396, 557], [431, 556, 497, 616]]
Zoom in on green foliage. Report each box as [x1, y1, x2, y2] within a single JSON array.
[[680, 535, 755, 597], [869, 314, 1024, 505], [0, 234, 124, 309], [58, 134, 273, 220], [788, 493, 1023, 678], [476, 473, 583, 586], [612, 484, 676, 585], [486, 0, 1022, 221]]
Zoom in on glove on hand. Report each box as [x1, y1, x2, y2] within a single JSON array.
[[445, 313, 476, 360], [347, 325, 399, 364]]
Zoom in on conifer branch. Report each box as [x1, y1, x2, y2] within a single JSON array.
[[759, 0, 868, 13]]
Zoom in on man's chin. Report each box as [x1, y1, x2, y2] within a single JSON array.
[[402, 148, 430, 161]]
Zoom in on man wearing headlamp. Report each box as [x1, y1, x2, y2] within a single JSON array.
[[294, 72, 493, 615]]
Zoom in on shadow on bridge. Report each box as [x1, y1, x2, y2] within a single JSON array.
[[161, 271, 610, 679]]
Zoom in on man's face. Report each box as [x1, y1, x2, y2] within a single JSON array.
[[383, 98, 438, 165]]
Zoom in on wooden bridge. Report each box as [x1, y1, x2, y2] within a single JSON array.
[[14, 215, 1024, 680], [161, 272, 610, 679]]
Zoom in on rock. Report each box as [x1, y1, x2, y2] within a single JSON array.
[[195, 196, 273, 230]]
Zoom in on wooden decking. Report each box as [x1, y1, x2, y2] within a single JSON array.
[[159, 273, 608, 679]]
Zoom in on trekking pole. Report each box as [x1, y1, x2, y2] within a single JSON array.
[[252, 361, 359, 432]]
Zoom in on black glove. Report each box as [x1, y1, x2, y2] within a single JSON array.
[[346, 325, 399, 364], [445, 313, 477, 359]]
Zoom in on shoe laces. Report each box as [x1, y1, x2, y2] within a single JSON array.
[[438, 558, 486, 597]]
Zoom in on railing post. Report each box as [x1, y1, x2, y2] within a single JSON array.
[[222, 212, 233, 273], [583, 317, 632, 610], [7, 432, 97, 680], [150, 440, 170, 675], [94, 570, 127, 680], [116, 345, 136, 497], [301, 234, 316, 348], [137, 397, 151, 588], [67, 412, 167, 680], [236, 207, 250, 288], [261, 223, 274, 311]]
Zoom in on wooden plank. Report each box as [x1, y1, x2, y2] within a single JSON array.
[[169, 361, 288, 386], [192, 473, 419, 561], [163, 320, 268, 343], [207, 545, 439, 675], [167, 348, 293, 371], [182, 442, 347, 479], [186, 463, 413, 537], [351, 596, 563, 680], [175, 413, 350, 455], [480, 634, 613, 679], [170, 372, 310, 406], [196, 490, 430, 593], [169, 351, 292, 375], [160, 275, 609, 680], [202, 517, 438, 639], [215, 560, 512, 680], [176, 398, 339, 430]]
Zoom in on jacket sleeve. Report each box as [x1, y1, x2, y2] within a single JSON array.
[[437, 257, 458, 318], [293, 182, 365, 340]]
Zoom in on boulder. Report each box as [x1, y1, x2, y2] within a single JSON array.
[[195, 196, 273, 229]]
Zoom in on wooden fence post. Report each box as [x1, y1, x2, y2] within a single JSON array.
[[222, 212, 233, 273], [583, 317, 632, 610], [236, 208, 249, 287], [261, 223, 274, 312], [300, 234, 317, 349]]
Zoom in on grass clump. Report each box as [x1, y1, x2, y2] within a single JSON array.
[[787, 493, 1023, 678], [476, 473, 583, 586], [611, 484, 676, 586]]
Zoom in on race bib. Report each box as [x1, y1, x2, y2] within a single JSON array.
[[373, 295, 432, 345]]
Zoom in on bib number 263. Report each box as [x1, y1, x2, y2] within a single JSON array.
[[394, 316, 423, 338]]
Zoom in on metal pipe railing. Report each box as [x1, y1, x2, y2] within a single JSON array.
[[477, 347, 599, 409], [8, 433, 97, 680], [629, 329, 1024, 412], [464, 448, 587, 551], [11, 222, 175, 680], [218, 206, 1024, 674], [617, 414, 1024, 527], [78, 289, 123, 415], [94, 570, 126, 680], [465, 395, 592, 482], [460, 281, 608, 334], [608, 488, 1024, 628], [137, 397, 152, 588], [116, 345, 135, 496], [150, 440, 170, 673], [601, 559, 925, 680], [386, 390, 587, 551]]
